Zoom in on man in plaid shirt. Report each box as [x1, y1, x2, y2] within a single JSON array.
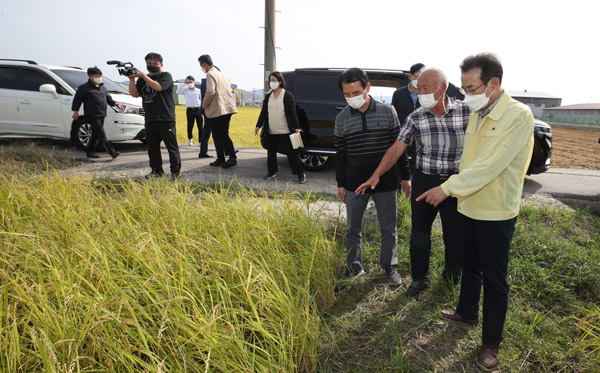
[[356, 67, 471, 297]]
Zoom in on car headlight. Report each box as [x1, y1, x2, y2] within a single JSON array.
[[112, 103, 143, 115], [537, 127, 552, 134]]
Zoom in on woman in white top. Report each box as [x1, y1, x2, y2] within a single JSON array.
[[254, 72, 306, 184]]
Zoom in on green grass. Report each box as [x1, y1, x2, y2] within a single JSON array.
[[318, 202, 600, 372], [175, 106, 261, 148], [0, 140, 80, 174]]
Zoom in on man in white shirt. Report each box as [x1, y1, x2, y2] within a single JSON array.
[[176, 76, 210, 154]]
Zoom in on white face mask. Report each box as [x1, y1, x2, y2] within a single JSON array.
[[187, 83, 195, 89], [410, 80, 418, 89], [418, 83, 444, 109], [92, 77, 102, 85], [345, 89, 367, 110], [463, 83, 493, 111], [269, 81, 279, 91], [201, 67, 207, 74]]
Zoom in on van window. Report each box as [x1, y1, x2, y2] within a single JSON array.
[[295, 74, 343, 102], [21, 68, 68, 94], [0, 67, 19, 90]]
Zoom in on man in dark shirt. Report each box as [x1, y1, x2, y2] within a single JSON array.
[[334, 68, 401, 285], [129, 52, 181, 179], [72, 66, 122, 159]]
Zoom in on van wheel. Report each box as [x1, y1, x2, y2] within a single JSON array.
[[299, 154, 331, 171], [71, 118, 92, 149]]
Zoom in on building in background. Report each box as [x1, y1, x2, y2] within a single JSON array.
[[542, 103, 600, 125], [510, 90, 562, 117]]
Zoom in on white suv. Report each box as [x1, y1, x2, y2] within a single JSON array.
[[0, 59, 145, 148]]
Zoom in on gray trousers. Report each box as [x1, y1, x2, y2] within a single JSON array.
[[345, 189, 398, 271]]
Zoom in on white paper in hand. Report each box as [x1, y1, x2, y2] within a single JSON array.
[[289, 132, 304, 149]]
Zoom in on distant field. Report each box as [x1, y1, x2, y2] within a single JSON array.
[[175, 106, 261, 148], [550, 127, 600, 170]]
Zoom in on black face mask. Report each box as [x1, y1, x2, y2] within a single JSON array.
[[147, 65, 160, 73]]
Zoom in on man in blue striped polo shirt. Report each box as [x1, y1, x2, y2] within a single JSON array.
[[335, 68, 401, 285]]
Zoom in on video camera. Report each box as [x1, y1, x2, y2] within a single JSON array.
[[106, 60, 137, 77]]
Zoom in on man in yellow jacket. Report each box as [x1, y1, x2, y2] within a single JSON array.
[[417, 53, 534, 370]]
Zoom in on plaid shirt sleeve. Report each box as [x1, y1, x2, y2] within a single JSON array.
[[397, 111, 416, 145]]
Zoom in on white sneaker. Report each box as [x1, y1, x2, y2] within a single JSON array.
[[188, 139, 193, 146]]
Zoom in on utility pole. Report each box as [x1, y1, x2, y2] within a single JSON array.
[[264, 0, 276, 93]]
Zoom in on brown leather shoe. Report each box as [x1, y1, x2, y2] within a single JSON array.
[[477, 344, 499, 370], [440, 309, 480, 326]]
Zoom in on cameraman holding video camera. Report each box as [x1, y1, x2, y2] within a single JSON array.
[[129, 52, 181, 179]]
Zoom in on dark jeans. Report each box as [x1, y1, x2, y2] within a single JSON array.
[[456, 214, 517, 345], [186, 107, 204, 141], [409, 168, 462, 280], [145, 120, 181, 174], [265, 134, 303, 175], [87, 116, 116, 155], [208, 114, 235, 161]]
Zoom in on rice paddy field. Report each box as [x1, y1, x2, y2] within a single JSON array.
[[0, 174, 339, 371], [175, 106, 261, 148], [0, 130, 599, 371]]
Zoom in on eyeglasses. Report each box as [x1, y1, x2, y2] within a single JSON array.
[[460, 82, 486, 95]]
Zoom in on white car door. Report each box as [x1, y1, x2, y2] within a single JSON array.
[[16, 68, 68, 136], [0, 66, 21, 133]]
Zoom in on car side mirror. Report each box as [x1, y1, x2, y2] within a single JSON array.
[[39, 84, 58, 99]]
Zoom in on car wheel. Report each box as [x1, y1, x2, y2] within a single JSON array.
[[71, 118, 92, 149], [299, 154, 331, 171]]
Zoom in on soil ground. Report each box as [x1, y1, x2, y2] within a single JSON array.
[[550, 127, 600, 170]]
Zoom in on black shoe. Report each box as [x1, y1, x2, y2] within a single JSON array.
[[145, 170, 165, 179], [86, 152, 100, 159], [264, 173, 277, 180], [385, 266, 402, 285], [406, 278, 430, 296], [221, 159, 237, 168], [344, 268, 365, 281], [298, 173, 307, 184], [210, 159, 225, 167], [198, 153, 213, 158], [110, 151, 120, 160], [170, 172, 180, 180]]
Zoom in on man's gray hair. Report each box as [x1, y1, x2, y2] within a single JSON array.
[[420, 67, 448, 87]]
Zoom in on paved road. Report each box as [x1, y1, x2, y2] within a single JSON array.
[[61, 141, 599, 212]]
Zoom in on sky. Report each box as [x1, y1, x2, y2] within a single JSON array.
[[0, 0, 597, 105]]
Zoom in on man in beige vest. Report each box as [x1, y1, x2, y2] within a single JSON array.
[[198, 55, 238, 168]]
